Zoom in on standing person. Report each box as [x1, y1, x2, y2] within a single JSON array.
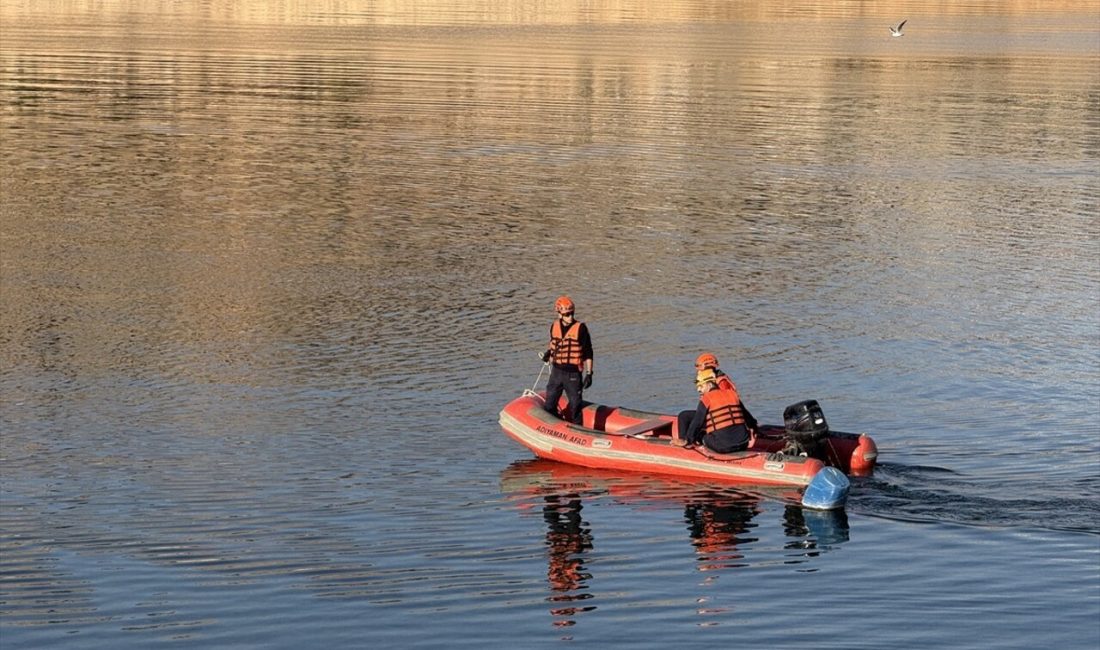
[[673, 369, 753, 453], [539, 296, 594, 424]]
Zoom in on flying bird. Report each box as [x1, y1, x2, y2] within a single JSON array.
[[890, 20, 907, 37]]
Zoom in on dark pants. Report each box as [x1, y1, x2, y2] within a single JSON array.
[[677, 410, 696, 443], [705, 425, 750, 453], [676, 409, 749, 453], [545, 365, 583, 424]]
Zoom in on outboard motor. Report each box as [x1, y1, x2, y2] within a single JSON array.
[[782, 400, 829, 458]]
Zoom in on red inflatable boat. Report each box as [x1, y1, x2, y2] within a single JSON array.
[[498, 391, 877, 506]]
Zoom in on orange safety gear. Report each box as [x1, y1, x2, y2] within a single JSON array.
[[550, 319, 585, 370], [695, 352, 719, 371], [701, 386, 747, 433], [555, 296, 575, 314], [715, 371, 735, 392]]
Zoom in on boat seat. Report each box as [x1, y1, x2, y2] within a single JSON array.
[[612, 419, 670, 437]]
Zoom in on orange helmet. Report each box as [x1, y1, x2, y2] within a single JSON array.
[[695, 352, 719, 371], [695, 368, 718, 387], [555, 296, 575, 314]]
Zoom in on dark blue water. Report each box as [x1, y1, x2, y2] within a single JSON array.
[[2, 1, 1098, 648]]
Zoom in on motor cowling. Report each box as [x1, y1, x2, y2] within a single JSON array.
[[783, 400, 829, 456]]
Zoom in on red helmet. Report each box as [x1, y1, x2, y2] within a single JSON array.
[[555, 296, 575, 314], [695, 352, 719, 370]]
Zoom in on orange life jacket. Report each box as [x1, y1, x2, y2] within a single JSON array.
[[715, 372, 735, 393], [550, 319, 585, 370], [701, 387, 746, 433]]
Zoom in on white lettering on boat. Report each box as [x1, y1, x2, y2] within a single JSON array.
[[536, 425, 587, 446]]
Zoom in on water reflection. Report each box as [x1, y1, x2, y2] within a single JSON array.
[[683, 494, 761, 572], [541, 495, 597, 627], [782, 507, 851, 556], [501, 459, 851, 628]]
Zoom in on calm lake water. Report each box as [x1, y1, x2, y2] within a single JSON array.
[[2, 0, 1098, 647]]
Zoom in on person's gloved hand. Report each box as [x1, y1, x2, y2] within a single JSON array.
[[582, 370, 593, 389], [539, 350, 551, 363]]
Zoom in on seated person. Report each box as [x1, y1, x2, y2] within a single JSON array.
[[673, 369, 753, 453], [695, 351, 736, 393]]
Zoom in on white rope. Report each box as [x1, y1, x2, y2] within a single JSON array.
[[526, 362, 550, 400]]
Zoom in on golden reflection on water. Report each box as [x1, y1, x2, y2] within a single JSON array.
[[4, 0, 1099, 26], [2, 0, 1097, 388]]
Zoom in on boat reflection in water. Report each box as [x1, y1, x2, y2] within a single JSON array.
[[501, 459, 850, 628], [783, 505, 851, 552]]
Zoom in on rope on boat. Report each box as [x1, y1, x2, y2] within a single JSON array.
[[524, 363, 549, 402], [824, 436, 845, 469]]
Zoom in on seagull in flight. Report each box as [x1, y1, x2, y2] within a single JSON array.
[[890, 20, 907, 37]]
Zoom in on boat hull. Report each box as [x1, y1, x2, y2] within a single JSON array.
[[499, 392, 877, 489]]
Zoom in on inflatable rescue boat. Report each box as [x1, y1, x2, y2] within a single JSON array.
[[498, 391, 878, 509]]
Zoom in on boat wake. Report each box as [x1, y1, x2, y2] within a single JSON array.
[[851, 462, 1100, 535]]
